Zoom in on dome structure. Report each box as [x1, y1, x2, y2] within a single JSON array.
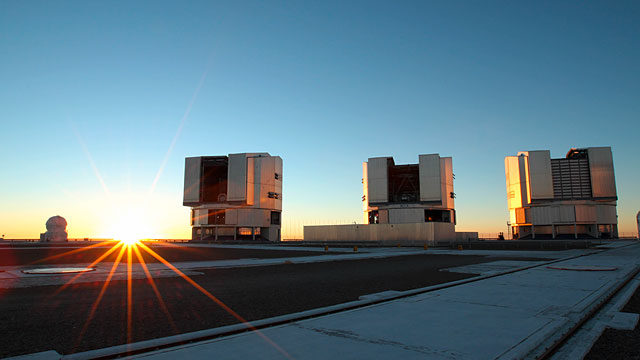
[[46, 216, 67, 230], [41, 215, 68, 242]]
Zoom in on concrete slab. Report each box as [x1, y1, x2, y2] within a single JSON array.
[[0, 248, 457, 289], [442, 260, 547, 276], [4, 350, 62, 360], [551, 276, 640, 360]]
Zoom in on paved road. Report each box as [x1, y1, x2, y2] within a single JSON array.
[[0, 252, 537, 357]]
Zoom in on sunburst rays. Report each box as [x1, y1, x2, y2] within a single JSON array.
[[54, 239, 292, 358], [58, 63, 291, 357]]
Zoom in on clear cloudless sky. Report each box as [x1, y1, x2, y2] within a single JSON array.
[[1, 0, 638, 239]]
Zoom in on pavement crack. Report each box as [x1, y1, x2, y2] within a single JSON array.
[[294, 324, 464, 359]]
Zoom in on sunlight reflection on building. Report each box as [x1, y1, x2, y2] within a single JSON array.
[[505, 147, 618, 239], [183, 153, 283, 242]]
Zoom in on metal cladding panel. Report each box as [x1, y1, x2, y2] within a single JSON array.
[[531, 206, 553, 225], [596, 205, 617, 224], [515, 208, 526, 224], [250, 156, 281, 210], [258, 156, 276, 186], [505, 156, 525, 209], [509, 209, 517, 225], [379, 209, 389, 224], [236, 209, 270, 227], [362, 162, 369, 222], [225, 209, 238, 225], [254, 158, 269, 209], [227, 154, 248, 202], [368, 157, 389, 203], [527, 151, 554, 200], [183, 157, 202, 205], [388, 208, 423, 224], [575, 205, 597, 222], [419, 154, 442, 202], [588, 147, 617, 199], [441, 157, 454, 209], [266, 226, 281, 242], [246, 157, 255, 206], [273, 156, 283, 210], [245, 153, 270, 206], [518, 155, 531, 206], [525, 208, 532, 223], [193, 209, 206, 225], [557, 205, 576, 223], [530, 205, 575, 225]]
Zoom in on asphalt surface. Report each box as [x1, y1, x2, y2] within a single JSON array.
[[0, 244, 335, 266], [585, 283, 640, 360], [0, 251, 538, 357]]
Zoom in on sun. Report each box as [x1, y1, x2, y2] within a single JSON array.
[[101, 203, 156, 245], [119, 237, 140, 246]]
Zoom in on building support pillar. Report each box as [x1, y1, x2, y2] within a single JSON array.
[[252, 227, 256, 241], [233, 227, 237, 241], [532, 224, 535, 240], [214, 226, 218, 242], [552, 224, 556, 239], [574, 223, 578, 239]]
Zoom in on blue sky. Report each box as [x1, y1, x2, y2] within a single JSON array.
[[1, 1, 638, 238]]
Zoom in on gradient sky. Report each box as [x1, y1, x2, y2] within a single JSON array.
[[1, 1, 639, 239]]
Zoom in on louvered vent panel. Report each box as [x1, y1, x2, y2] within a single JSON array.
[[551, 159, 592, 199]]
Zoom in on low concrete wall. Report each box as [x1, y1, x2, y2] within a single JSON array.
[[455, 232, 479, 241], [303, 222, 455, 245]]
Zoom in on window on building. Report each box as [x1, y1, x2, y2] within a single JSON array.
[[271, 211, 281, 225], [425, 209, 452, 223], [368, 210, 379, 224]]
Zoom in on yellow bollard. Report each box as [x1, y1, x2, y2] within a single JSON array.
[[457, 244, 463, 251], [353, 246, 358, 252], [424, 244, 428, 250], [324, 245, 329, 252]]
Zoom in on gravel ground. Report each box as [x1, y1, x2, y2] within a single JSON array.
[[584, 283, 640, 360], [0, 253, 538, 357], [0, 244, 337, 266]]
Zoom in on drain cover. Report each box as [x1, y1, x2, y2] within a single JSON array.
[[546, 265, 617, 271], [22, 267, 96, 274]]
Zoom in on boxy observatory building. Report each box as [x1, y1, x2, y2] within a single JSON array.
[[505, 147, 618, 239], [183, 153, 282, 242], [304, 154, 476, 244]]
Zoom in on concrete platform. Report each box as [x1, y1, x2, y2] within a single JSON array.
[[113, 242, 639, 360], [1, 244, 581, 290]]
